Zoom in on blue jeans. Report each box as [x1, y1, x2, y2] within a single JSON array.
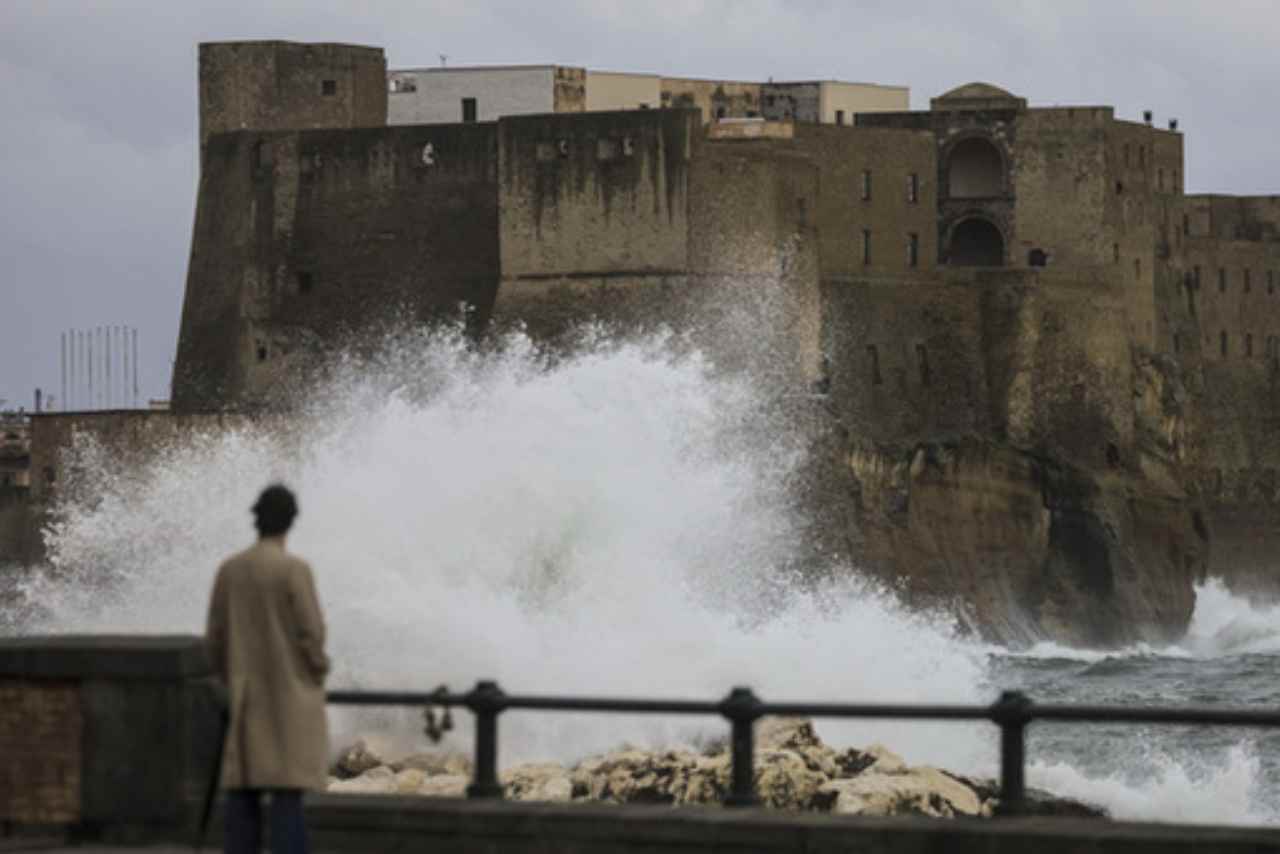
[[224, 789, 310, 854]]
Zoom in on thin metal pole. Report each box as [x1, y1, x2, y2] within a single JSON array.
[[132, 328, 139, 408], [992, 690, 1031, 817], [465, 681, 505, 799], [721, 686, 762, 807]]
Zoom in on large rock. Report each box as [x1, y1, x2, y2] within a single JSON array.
[[327, 765, 394, 793], [818, 766, 982, 818], [330, 740, 384, 780], [390, 751, 471, 777], [503, 763, 574, 802], [325, 718, 1104, 821]]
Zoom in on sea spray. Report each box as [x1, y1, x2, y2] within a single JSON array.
[[5, 325, 1278, 824], [3, 326, 991, 769]]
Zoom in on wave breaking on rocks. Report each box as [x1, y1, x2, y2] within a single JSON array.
[[328, 718, 1104, 820]]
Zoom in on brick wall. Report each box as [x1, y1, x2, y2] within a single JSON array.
[[0, 680, 81, 824]]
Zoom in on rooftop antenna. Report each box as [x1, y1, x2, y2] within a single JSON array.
[[439, 54, 448, 67], [132, 328, 139, 409]]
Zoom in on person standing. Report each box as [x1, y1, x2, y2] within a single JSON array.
[[206, 484, 330, 854]]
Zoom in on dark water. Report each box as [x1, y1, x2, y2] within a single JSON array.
[[984, 583, 1280, 825]]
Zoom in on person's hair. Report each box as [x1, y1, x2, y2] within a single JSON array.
[[252, 484, 298, 537]]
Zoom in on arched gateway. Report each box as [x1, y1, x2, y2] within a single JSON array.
[[949, 218, 1005, 266]]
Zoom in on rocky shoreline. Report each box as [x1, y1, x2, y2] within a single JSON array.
[[328, 718, 1104, 819]]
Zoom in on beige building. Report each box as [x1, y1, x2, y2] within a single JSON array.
[[385, 61, 907, 126], [762, 81, 909, 125], [585, 71, 661, 111]]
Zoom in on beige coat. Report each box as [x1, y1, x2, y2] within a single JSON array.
[[205, 537, 330, 790]]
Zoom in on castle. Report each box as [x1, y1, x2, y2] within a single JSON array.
[[63, 41, 1280, 642]]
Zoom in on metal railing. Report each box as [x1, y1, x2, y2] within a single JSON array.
[[327, 684, 1280, 815]]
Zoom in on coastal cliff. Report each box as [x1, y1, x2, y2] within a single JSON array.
[[814, 277, 1213, 647]]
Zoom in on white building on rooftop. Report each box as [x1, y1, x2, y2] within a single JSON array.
[[385, 63, 907, 126]]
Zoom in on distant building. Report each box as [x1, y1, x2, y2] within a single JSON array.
[[0, 414, 31, 490], [162, 41, 1280, 635], [385, 63, 907, 126]]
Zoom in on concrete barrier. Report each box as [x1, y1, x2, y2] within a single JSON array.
[[1, 635, 1278, 852], [0, 635, 222, 842], [302, 795, 1280, 853]]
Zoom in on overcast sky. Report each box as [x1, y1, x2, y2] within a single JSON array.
[[2, 0, 1278, 410]]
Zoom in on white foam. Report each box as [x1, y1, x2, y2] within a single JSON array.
[[5, 327, 989, 768], [1029, 744, 1272, 825], [1182, 578, 1280, 658], [5, 327, 1276, 824]]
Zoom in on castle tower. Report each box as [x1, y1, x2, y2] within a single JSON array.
[[198, 41, 387, 155]]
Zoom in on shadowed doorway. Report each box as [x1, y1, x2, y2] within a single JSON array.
[[950, 218, 1005, 266]]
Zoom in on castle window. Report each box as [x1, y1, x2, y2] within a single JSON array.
[[1028, 248, 1048, 267], [1245, 268, 1252, 292], [1194, 265, 1202, 287], [1115, 180, 1124, 195], [1269, 271, 1275, 294], [867, 345, 882, 386], [1138, 146, 1145, 167], [1174, 170, 1180, 192], [1247, 333, 1255, 357], [949, 138, 1005, 198], [916, 344, 931, 386], [861, 170, 872, 201], [907, 232, 919, 268], [321, 79, 337, 96], [1183, 215, 1190, 236], [461, 98, 477, 123], [716, 107, 726, 119], [1173, 333, 1181, 353], [257, 343, 268, 362], [1221, 330, 1229, 357], [907, 172, 919, 204], [1113, 243, 1120, 263], [1123, 144, 1130, 166], [1158, 169, 1165, 190], [835, 109, 845, 126], [1135, 258, 1141, 281], [297, 272, 314, 295], [1219, 268, 1227, 293], [862, 229, 872, 265]]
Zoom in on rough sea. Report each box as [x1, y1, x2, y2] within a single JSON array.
[[1, 326, 1275, 826]]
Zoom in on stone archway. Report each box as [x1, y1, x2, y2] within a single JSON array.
[[950, 218, 1005, 266], [948, 137, 1004, 198]]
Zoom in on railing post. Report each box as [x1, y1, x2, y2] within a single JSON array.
[[990, 690, 1032, 817], [719, 686, 762, 808], [465, 680, 506, 799]]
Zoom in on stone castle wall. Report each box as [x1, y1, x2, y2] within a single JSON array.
[[160, 45, 1280, 641], [199, 42, 387, 152], [175, 122, 500, 410]]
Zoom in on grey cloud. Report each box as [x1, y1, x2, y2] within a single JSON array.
[[2, 0, 1278, 407]]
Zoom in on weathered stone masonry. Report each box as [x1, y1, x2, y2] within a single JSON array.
[[151, 43, 1280, 642]]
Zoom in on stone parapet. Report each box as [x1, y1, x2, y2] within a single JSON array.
[[0, 636, 222, 842]]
